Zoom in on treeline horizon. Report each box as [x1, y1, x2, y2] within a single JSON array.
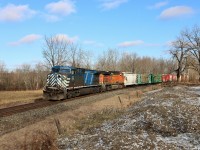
[[0, 50, 175, 91]]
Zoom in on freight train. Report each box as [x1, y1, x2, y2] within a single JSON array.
[[43, 66, 177, 100]]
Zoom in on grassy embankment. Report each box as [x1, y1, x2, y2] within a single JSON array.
[[0, 90, 43, 106]]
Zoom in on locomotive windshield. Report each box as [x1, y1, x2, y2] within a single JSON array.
[[59, 69, 71, 74], [52, 67, 59, 72], [52, 66, 71, 74]]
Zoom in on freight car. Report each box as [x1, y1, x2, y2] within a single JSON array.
[[151, 74, 162, 83], [162, 74, 177, 82], [43, 66, 177, 100], [122, 72, 137, 86], [137, 74, 151, 84]]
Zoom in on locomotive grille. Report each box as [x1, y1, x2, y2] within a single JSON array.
[[47, 73, 70, 89]]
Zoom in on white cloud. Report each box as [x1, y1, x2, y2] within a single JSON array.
[[118, 40, 144, 48], [149, 1, 168, 9], [54, 34, 79, 43], [101, 0, 128, 10], [159, 6, 194, 19], [0, 4, 36, 22], [45, 0, 76, 16], [9, 34, 42, 46]]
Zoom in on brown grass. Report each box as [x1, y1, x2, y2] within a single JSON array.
[[72, 108, 124, 132], [0, 90, 43, 106], [3, 131, 57, 150]]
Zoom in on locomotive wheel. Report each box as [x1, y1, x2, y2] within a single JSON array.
[[67, 93, 72, 99], [72, 92, 76, 98], [98, 87, 101, 93], [76, 91, 80, 97]]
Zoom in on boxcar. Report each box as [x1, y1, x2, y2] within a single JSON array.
[[122, 72, 137, 86], [172, 75, 177, 82], [152, 74, 162, 83], [162, 74, 172, 82], [148, 74, 154, 84], [137, 74, 151, 84]]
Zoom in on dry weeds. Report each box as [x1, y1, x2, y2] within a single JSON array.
[[71, 108, 124, 133], [0, 90, 42, 107], [3, 130, 57, 150]]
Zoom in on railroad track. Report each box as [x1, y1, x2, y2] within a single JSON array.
[[0, 84, 162, 118], [0, 100, 60, 117], [0, 91, 110, 118]]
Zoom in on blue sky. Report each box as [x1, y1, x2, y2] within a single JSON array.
[[0, 0, 199, 70]]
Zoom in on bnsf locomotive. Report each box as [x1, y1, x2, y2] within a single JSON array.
[[43, 66, 177, 100]]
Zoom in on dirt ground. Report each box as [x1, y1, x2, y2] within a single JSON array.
[[0, 88, 145, 150], [58, 86, 200, 149]]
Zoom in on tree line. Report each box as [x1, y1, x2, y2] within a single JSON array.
[[0, 51, 174, 91], [1, 24, 200, 91], [0, 63, 48, 91]]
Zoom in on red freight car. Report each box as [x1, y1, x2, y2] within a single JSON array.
[[172, 75, 177, 82], [162, 74, 177, 82], [162, 74, 172, 82], [162, 74, 169, 82]]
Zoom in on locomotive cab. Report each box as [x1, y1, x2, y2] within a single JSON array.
[[43, 66, 75, 100], [43, 66, 99, 100]]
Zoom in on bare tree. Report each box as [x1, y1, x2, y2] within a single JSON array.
[[182, 25, 200, 81], [42, 35, 92, 69], [67, 44, 92, 68], [17, 64, 32, 90], [169, 36, 188, 81], [0, 61, 6, 90], [34, 62, 48, 89], [95, 49, 119, 71], [42, 35, 69, 68], [163, 58, 176, 74], [0, 60, 6, 72], [118, 52, 138, 72]]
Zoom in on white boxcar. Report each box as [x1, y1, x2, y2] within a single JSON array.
[[123, 72, 137, 86]]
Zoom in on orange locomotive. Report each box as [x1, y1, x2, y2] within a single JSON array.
[[99, 71, 124, 91]]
